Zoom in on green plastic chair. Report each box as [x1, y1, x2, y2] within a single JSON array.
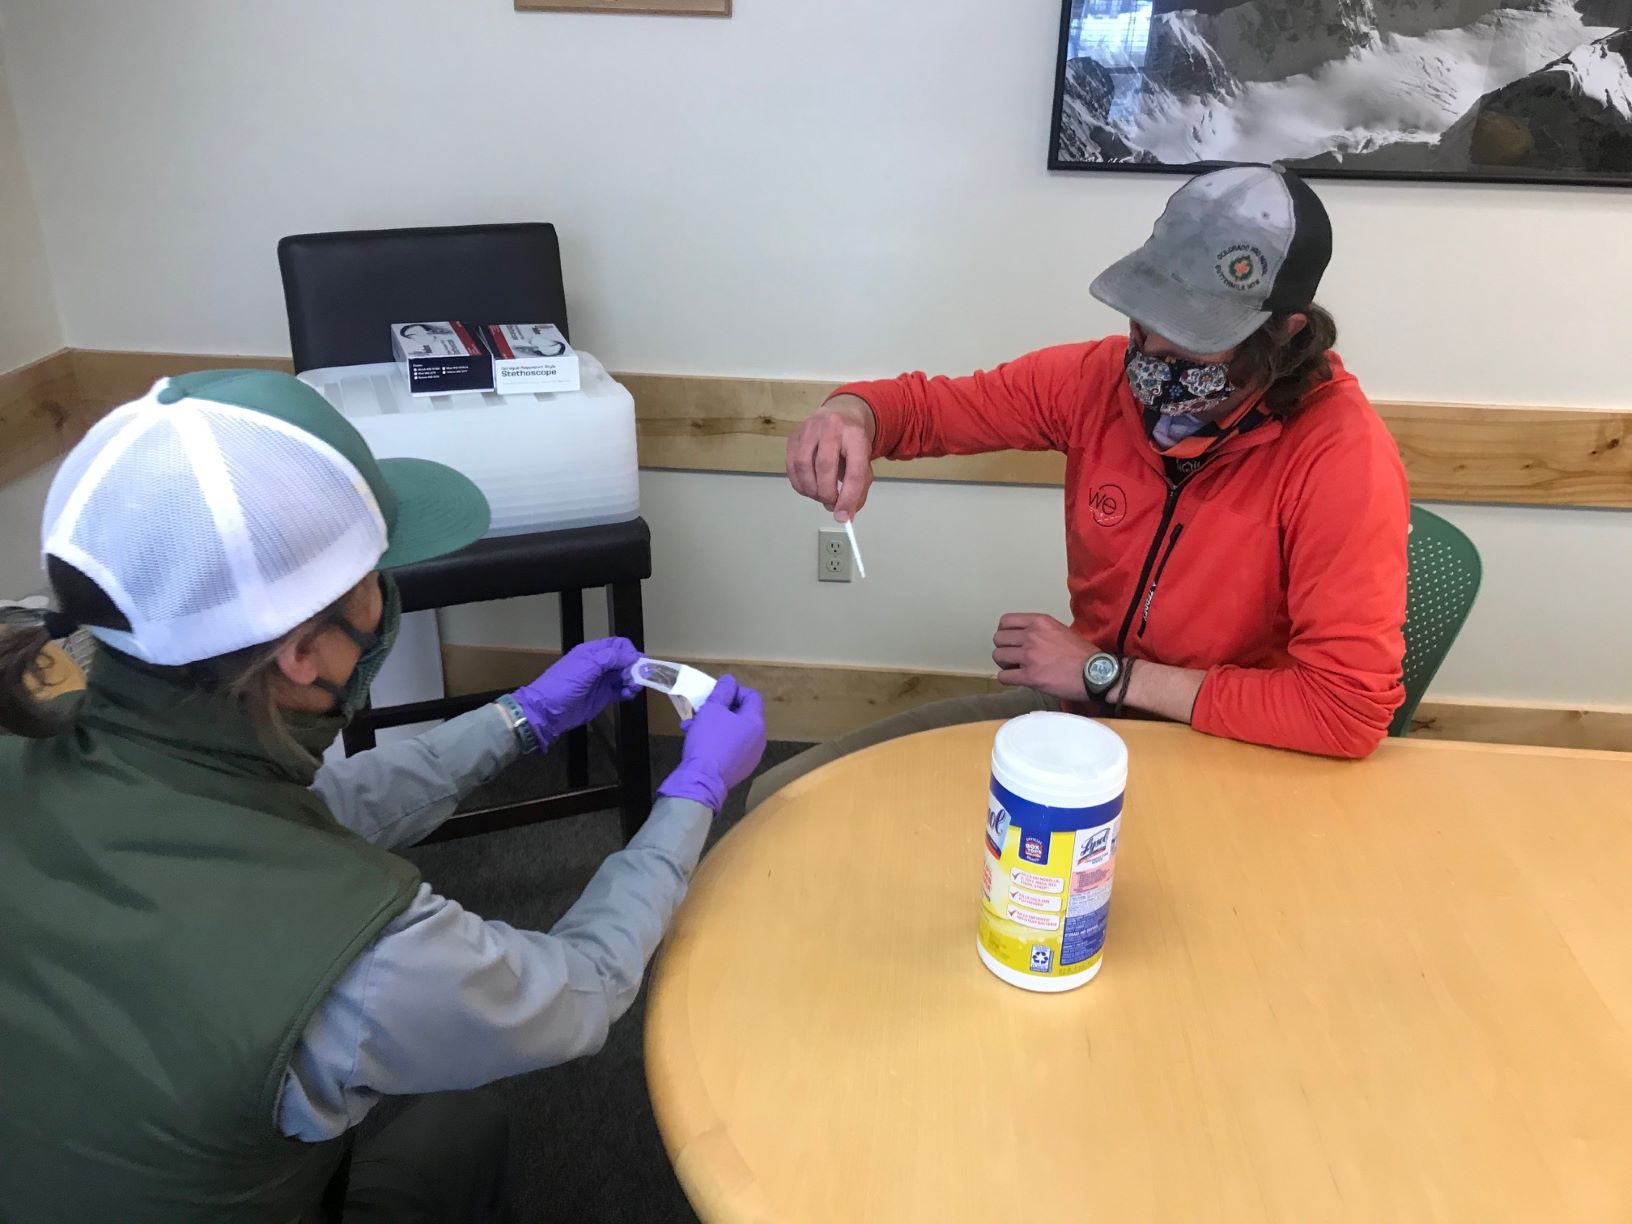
[[1389, 505, 1482, 738]]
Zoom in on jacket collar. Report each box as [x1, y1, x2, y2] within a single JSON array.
[[76, 649, 327, 794], [1114, 375, 1282, 479]]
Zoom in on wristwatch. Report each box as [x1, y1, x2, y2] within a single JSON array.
[[495, 693, 543, 755], [1082, 652, 1122, 699]]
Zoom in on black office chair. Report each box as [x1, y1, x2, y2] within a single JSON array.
[[278, 223, 651, 843]]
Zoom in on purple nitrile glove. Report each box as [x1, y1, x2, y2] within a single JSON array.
[[657, 675, 767, 812], [511, 637, 642, 747]]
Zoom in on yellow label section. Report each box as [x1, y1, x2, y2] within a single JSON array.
[[978, 824, 1093, 980]]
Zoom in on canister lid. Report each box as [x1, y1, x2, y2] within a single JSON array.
[[992, 712, 1128, 809]]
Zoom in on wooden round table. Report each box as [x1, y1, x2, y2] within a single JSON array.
[[645, 721, 1632, 1222]]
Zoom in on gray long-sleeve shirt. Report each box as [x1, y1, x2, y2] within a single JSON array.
[[275, 706, 711, 1140]]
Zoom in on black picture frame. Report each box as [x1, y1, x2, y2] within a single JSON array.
[[1048, 0, 1632, 188]]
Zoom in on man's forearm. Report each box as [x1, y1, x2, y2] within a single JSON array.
[[1121, 659, 1205, 725]]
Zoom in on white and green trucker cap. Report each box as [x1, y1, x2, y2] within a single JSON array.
[[1091, 164, 1333, 354], [40, 369, 490, 665]]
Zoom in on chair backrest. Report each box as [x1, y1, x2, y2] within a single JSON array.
[[277, 223, 569, 373], [1390, 504, 1482, 737]]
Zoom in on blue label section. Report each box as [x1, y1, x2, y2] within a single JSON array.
[[985, 800, 1010, 858], [989, 778, 1122, 836], [1020, 834, 1048, 865], [1061, 905, 1110, 966]]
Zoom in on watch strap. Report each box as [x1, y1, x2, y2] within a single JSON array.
[[1111, 657, 1135, 716], [495, 693, 542, 756]]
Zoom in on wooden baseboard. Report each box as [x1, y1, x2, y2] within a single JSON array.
[[4, 349, 1629, 509], [34, 637, 1619, 754], [441, 643, 1632, 753], [69, 349, 292, 415], [0, 350, 93, 486], [441, 643, 1007, 742], [1402, 699, 1632, 754]]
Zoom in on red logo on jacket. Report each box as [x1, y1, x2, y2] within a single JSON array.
[[1088, 483, 1126, 527]]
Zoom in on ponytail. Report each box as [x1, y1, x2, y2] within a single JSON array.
[[0, 618, 64, 737], [3, 556, 363, 754], [0, 558, 128, 738]]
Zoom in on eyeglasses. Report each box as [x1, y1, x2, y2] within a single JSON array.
[[321, 575, 383, 654]]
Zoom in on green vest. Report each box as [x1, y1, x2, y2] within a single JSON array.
[[0, 653, 421, 1224]]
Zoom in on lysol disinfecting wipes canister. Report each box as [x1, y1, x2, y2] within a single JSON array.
[[977, 713, 1128, 992]]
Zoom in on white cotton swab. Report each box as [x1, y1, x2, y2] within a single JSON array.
[[842, 517, 866, 579], [835, 480, 867, 579]]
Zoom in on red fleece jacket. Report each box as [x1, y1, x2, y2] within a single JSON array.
[[836, 337, 1409, 759]]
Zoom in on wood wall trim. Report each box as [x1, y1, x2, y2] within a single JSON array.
[[626, 372, 1632, 509], [0, 350, 92, 486], [69, 350, 292, 418], [1382, 400, 1631, 508], [441, 643, 1632, 753], [3, 351, 1627, 509], [621, 372, 1071, 487], [515, 0, 730, 13]]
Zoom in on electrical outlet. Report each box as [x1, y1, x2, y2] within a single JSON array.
[[817, 528, 853, 582]]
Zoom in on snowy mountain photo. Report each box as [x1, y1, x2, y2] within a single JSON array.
[[1051, 0, 1632, 182]]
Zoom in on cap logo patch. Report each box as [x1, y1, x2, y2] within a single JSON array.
[[1216, 243, 1267, 292]]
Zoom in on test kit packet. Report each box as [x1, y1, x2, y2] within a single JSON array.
[[628, 658, 717, 721], [391, 321, 494, 396], [479, 323, 580, 395]]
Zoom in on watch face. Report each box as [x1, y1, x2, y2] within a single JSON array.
[[1086, 654, 1119, 689]]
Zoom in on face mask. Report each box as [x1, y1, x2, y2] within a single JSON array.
[[301, 572, 402, 734], [1124, 339, 1238, 418]]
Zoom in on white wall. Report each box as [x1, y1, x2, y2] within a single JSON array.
[[1, 0, 1627, 706], [0, 52, 63, 597]]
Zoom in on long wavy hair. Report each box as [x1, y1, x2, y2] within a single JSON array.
[[1227, 303, 1339, 418]]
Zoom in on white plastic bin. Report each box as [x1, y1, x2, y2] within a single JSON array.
[[299, 352, 640, 537], [300, 352, 641, 759]]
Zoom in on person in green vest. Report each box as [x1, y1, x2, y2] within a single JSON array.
[[0, 370, 767, 1224]]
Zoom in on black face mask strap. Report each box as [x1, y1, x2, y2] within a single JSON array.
[[310, 676, 348, 707], [326, 612, 379, 654], [307, 610, 379, 712]]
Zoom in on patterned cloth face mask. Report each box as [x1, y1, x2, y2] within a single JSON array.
[[1124, 339, 1238, 417], [1123, 339, 1270, 459]]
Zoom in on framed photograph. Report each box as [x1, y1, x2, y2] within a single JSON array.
[[1049, 1, 1632, 186], [516, 0, 729, 13]]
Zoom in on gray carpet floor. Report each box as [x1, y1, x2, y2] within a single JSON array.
[[401, 732, 813, 1224]]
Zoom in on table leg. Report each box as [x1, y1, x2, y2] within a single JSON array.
[[560, 588, 589, 789], [342, 700, 378, 756], [608, 580, 651, 841]]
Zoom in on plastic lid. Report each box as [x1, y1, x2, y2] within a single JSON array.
[[991, 712, 1128, 809]]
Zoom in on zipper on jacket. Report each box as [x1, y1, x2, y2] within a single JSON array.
[[1113, 482, 1184, 657], [1136, 523, 1185, 638]]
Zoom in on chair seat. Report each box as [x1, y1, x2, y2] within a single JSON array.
[[393, 518, 652, 613]]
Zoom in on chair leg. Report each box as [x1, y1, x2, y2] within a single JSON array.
[[607, 580, 651, 842], [559, 589, 589, 789], [342, 701, 378, 756]]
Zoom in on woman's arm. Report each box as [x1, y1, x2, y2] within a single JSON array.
[[310, 704, 519, 849], [280, 679, 767, 1140], [278, 795, 712, 1140]]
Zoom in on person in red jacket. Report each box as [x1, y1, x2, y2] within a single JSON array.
[[754, 164, 1408, 805]]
